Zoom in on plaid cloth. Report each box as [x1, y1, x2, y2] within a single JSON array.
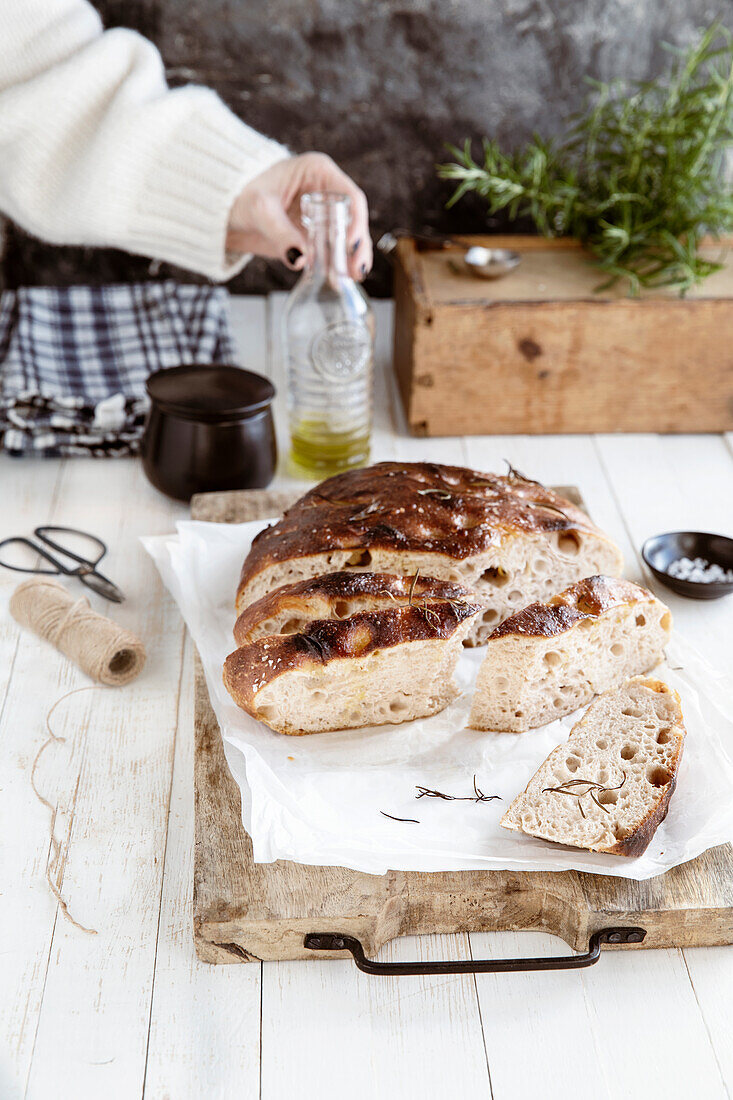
[[0, 281, 236, 457]]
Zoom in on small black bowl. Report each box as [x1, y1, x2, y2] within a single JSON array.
[[141, 364, 277, 502], [642, 531, 733, 600]]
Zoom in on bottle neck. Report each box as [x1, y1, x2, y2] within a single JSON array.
[[304, 215, 349, 279]]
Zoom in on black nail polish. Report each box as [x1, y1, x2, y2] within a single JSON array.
[[286, 247, 302, 266], [350, 239, 361, 256]]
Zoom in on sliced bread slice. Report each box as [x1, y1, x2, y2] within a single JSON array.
[[232, 570, 477, 646], [500, 677, 685, 856], [469, 575, 671, 732], [223, 585, 482, 736]]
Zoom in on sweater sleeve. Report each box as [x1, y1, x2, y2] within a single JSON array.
[[0, 0, 289, 280]]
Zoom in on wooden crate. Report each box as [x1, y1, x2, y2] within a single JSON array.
[[392, 235, 733, 436]]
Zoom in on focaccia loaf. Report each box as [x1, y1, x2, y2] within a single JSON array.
[[469, 576, 672, 732], [501, 677, 685, 857], [223, 574, 482, 735], [236, 462, 624, 646]]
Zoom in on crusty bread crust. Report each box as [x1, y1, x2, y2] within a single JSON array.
[[605, 773, 678, 856], [489, 575, 658, 640], [233, 570, 478, 646], [223, 599, 481, 732], [603, 680, 683, 856], [236, 462, 623, 618]]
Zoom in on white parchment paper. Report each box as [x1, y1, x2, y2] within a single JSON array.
[[143, 519, 733, 879]]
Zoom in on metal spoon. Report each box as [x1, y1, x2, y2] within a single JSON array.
[[377, 232, 522, 279], [460, 246, 521, 279]]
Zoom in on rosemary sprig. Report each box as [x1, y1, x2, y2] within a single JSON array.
[[376, 579, 468, 629], [349, 501, 382, 522], [415, 774, 502, 803], [380, 811, 420, 824], [524, 500, 571, 521], [504, 461, 545, 488], [542, 772, 627, 819], [417, 488, 453, 500], [438, 24, 733, 295]]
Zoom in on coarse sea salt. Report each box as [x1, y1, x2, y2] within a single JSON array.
[[667, 556, 733, 584]]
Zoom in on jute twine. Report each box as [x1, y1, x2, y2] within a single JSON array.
[[31, 686, 102, 935], [9, 576, 145, 685]]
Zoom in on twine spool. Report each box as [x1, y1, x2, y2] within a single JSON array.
[[9, 577, 145, 685]]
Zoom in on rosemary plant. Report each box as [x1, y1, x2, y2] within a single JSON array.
[[438, 24, 733, 294]]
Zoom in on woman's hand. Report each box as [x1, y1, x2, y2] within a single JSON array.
[[227, 153, 372, 280]]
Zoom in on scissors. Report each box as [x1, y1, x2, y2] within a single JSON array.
[[0, 525, 125, 603]]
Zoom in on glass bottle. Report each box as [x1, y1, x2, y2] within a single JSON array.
[[283, 191, 374, 479]]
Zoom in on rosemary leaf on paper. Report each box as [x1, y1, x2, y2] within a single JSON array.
[[438, 24, 733, 295]]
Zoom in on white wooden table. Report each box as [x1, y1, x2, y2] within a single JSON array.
[[2, 294, 733, 1100]]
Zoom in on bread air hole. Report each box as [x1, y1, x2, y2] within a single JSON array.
[[613, 824, 631, 841], [257, 704, 276, 721], [597, 788, 619, 806], [657, 727, 671, 745], [495, 676, 508, 690], [280, 618, 300, 634], [566, 756, 581, 772], [481, 566, 510, 587], [611, 643, 624, 657], [347, 549, 372, 566], [334, 600, 351, 618], [620, 745, 636, 760], [389, 696, 410, 715], [647, 765, 672, 787], [508, 589, 523, 603], [635, 613, 646, 627], [482, 608, 500, 626], [596, 739, 608, 750], [622, 706, 643, 718], [556, 531, 581, 556], [661, 611, 672, 630], [544, 651, 561, 668], [533, 557, 549, 573]]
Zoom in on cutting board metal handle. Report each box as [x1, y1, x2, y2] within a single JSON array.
[[303, 927, 647, 975]]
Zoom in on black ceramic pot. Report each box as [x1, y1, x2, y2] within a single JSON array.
[[141, 364, 277, 502]]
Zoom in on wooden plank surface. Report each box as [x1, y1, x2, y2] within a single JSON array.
[[3, 294, 733, 1100]]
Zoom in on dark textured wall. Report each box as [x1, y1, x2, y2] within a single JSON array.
[[3, 0, 729, 295]]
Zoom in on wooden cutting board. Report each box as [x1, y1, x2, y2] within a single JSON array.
[[190, 486, 733, 964]]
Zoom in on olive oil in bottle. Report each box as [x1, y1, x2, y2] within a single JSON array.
[[283, 191, 374, 479]]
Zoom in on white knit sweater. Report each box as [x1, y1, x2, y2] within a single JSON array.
[[0, 0, 289, 280]]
